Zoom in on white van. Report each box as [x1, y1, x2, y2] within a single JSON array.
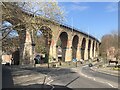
[[2, 54, 12, 65]]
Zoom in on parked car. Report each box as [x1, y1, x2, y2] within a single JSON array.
[[79, 59, 84, 64], [34, 55, 41, 64], [88, 63, 93, 67], [72, 58, 77, 62], [2, 54, 12, 65]]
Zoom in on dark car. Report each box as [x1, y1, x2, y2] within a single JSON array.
[[34, 55, 41, 64], [88, 63, 93, 67]]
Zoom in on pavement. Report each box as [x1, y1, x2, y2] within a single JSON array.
[[89, 61, 119, 77], [19, 61, 119, 77], [90, 66, 119, 77]]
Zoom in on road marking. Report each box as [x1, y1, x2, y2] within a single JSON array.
[[46, 76, 55, 90], [57, 68, 61, 70], [14, 74, 33, 78], [47, 79, 54, 90], [47, 79, 53, 85], [107, 82, 115, 88], [93, 78, 96, 81], [83, 65, 88, 67], [48, 76, 51, 80], [47, 76, 53, 84], [79, 69, 116, 88], [51, 85, 55, 90]]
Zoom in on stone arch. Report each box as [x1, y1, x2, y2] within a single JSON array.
[[72, 35, 79, 59], [2, 20, 26, 65], [38, 25, 51, 30], [35, 30, 46, 54], [38, 26, 53, 48], [81, 37, 86, 60], [2, 15, 25, 31], [2, 15, 36, 65], [88, 39, 91, 59], [56, 32, 68, 62], [36, 25, 52, 63]]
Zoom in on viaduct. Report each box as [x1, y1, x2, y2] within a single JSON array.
[[2, 3, 100, 65]]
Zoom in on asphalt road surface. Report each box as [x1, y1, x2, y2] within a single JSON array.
[[50, 67, 117, 88], [2, 65, 119, 89], [81, 66, 120, 88]]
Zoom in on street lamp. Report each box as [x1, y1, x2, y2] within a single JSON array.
[[31, 42, 36, 65]]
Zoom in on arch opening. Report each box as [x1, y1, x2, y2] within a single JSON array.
[[92, 41, 95, 57], [2, 21, 21, 65], [72, 35, 79, 59], [96, 42, 98, 51], [56, 32, 68, 62], [81, 38, 86, 60], [35, 26, 52, 63], [88, 39, 91, 59]]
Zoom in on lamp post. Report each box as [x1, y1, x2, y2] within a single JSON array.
[[31, 42, 36, 65]]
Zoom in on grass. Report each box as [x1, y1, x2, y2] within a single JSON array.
[[112, 67, 120, 71]]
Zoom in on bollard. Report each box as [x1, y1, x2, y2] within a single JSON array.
[[76, 62, 77, 67]]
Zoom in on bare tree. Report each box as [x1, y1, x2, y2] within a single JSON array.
[[1, 1, 65, 51], [100, 30, 119, 60], [1, 1, 65, 40]]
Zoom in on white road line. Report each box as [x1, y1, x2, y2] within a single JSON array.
[[79, 70, 116, 88], [47, 79, 53, 85], [51, 85, 55, 90], [46, 77, 54, 90], [46, 76, 54, 87], [107, 82, 116, 88], [83, 65, 88, 67], [93, 78, 96, 81], [57, 68, 61, 70], [48, 76, 51, 80]]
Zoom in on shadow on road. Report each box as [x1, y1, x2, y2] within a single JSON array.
[[2, 65, 14, 88], [2, 65, 76, 89], [11, 66, 76, 77], [2, 83, 73, 90]]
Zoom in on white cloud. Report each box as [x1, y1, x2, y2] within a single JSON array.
[[71, 4, 89, 11], [67, 2, 89, 12], [106, 3, 118, 12], [59, 2, 89, 15]]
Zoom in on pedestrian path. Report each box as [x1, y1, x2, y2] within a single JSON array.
[[91, 66, 119, 77], [90, 61, 119, 77], [11, 66, 52, 87]]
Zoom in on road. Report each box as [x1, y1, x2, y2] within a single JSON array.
[[2, 65, 119, 89], [50, 66, 118, 88], [81, 65, 118, 88]]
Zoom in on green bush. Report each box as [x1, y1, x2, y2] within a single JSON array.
[[98, 64, 103, 68], [112, 67, 120, 71]]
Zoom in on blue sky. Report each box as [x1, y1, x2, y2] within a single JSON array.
[[58, 2, 118, 41], [3, 2, 118, 40]]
